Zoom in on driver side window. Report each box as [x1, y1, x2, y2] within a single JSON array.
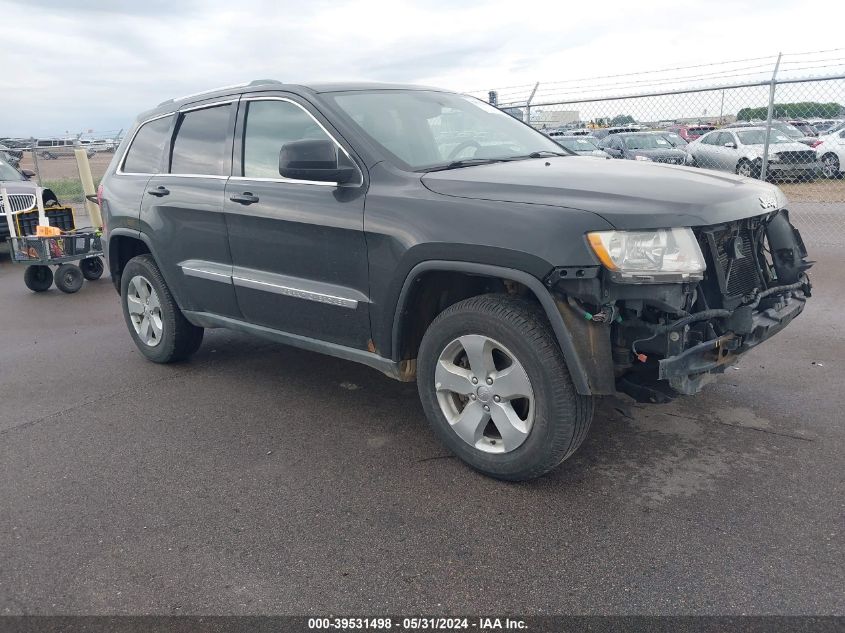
[[242, 99, 333, 178]]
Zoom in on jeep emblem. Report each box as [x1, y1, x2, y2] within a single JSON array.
[[759, 194, 778, 210]]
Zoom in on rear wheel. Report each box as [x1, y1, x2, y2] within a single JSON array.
[[23, 265, 53, 292], [79, 256, 104, 280], [417, 294, 594, 481], [822, 153, 841, 179], [121, 254, 204, 363], [54, 264, 84, 293]]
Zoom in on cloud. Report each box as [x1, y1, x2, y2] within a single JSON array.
[[1, 0, 844, 136]]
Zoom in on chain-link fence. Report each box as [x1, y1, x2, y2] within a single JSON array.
[[476, 67, 845, 246]]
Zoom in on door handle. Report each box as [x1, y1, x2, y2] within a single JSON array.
[[230, 192, 259, 205], [147, 186, 170, 197]]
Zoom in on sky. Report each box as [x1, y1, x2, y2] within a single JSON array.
[[2, 0, 845, 137]]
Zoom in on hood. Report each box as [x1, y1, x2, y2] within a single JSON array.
[[744, 141, 815, 155], [0, 180, 37, 195], [421, 156, 786, 230]]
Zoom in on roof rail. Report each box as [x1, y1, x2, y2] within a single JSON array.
[[157, 80, 283, 107]]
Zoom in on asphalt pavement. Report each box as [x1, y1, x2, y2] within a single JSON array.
[[1, 242, 843, 616]]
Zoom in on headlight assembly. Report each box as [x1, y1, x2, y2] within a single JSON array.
[[587, 228, 706, 282]]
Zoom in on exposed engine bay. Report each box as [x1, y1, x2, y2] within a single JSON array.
[[550, 209, 812, 402]]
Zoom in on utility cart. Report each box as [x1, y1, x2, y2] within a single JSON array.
[[2, 185, 104, 293]]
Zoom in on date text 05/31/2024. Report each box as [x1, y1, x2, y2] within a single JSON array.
[[307, 617, 528, 630]]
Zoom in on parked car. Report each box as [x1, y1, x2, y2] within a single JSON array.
[[725, 120, 817, 147], [659, 132, 689, 148], [814, 128, 845, 178], [100, 80, 812, 481], [687, 127, 820, 180], [552, 135, 610, 158], [0, 157, 58, 238], [591, 124, 647, 139], [0, 143, 24, 167], [597, 131, 688, 164], [808, 119, 843, 135], [787, 120, 818, 137], [666, 124, 716, 142], [564, 128, 593, 136]]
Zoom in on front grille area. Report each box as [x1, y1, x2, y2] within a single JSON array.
[[773, 150, 817, 164], [711, 227, 761, 296], [0, 193, 36, 213], [696, 217, 769, 309], [654, 156, 683, 164]]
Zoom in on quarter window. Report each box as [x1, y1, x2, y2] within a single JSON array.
[[242, 100, 334, 178], [170, 105, 232, 176], [122, 115, 173, 174]]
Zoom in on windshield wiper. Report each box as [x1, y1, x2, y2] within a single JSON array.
[[525, 150, 569, 158], [424, 157, 518, 172]]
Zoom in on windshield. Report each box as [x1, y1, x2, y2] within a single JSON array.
[[558, 137, 599, 151], [736, 130, 792, 145], [662, 133, 687, 147], [0, 158, 25, 181], [328, 90, 565, 170], [622, 135, 672, 150], [689, 127, 714, 135], [771, 121, 804, 138]]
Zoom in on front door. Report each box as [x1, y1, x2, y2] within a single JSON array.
[[224, 95, 371, 350], [139, 98, 240, 318]]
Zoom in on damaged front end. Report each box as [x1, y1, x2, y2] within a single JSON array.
[[548, 209, 812, 403]]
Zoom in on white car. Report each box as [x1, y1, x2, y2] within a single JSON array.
[[814, 128, 845, 179], [687, 127, 820, 181]]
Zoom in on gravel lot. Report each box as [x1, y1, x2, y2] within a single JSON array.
[[0, 238, 843, 616]]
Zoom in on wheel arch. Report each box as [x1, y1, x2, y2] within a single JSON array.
[[106, 229, 153, 292], [391, 260, 593, 395]]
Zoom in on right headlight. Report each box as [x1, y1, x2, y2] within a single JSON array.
[[587, 227, 706, 283]]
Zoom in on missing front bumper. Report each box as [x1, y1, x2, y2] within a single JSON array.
[[658, 290, 807, 395]]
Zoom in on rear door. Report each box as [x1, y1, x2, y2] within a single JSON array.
[[223, 94, 371, 349], [139, 98, 241, 318]]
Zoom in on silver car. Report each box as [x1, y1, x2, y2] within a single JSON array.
[[552, 135, 610, 158], [687, 127, 821, 181]]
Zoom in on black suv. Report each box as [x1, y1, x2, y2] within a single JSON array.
[[100, 81, 812, 481]]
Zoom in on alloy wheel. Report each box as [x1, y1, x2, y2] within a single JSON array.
[[434, 334, 535, 454], [126, 275, 163, 347]]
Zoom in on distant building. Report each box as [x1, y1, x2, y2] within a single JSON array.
[[531, 109, 580, 129]]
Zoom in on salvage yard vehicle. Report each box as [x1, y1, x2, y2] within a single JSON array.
[[814, 128, 845, 178], [687, 127, 821, 181], [598, 131, 689, 164], [552, 135, 610, 158], [100, 81, 813, 481], [0, 157, 66, 239]]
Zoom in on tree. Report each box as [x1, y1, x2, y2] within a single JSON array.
[[611, 114, 635, 126], [736, 101, 844, 121]]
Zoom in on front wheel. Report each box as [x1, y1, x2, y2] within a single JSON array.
[[417, 294, 594, 481], [120, 254, 204, 363], [822, 153, 841, 179], [736, 158, 761, 179], [54, 264, 84, 293]]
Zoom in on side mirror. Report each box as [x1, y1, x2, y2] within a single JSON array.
[[21, 169, 36, 179], [724, 142, 737, 149], [279, 139, 357, 184]]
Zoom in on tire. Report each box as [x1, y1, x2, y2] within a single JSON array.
[[822, 153, 841, 179], [736, 158, 761, 179], [79, 256, 104, 281], [417, 294, 594, 481], [23, 265, 53, 292], [54, 264, 84, 293], [120, 254, 204, 363]]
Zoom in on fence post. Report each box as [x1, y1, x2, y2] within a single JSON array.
[[526, 82, 539, 126], [760, 52, 782, 181], [30, 142, 41, 185]]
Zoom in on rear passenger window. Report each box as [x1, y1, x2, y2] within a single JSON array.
[[170, 105, 232, 176], [122, 115, 173, 174], [242, 100, 334, 178]]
